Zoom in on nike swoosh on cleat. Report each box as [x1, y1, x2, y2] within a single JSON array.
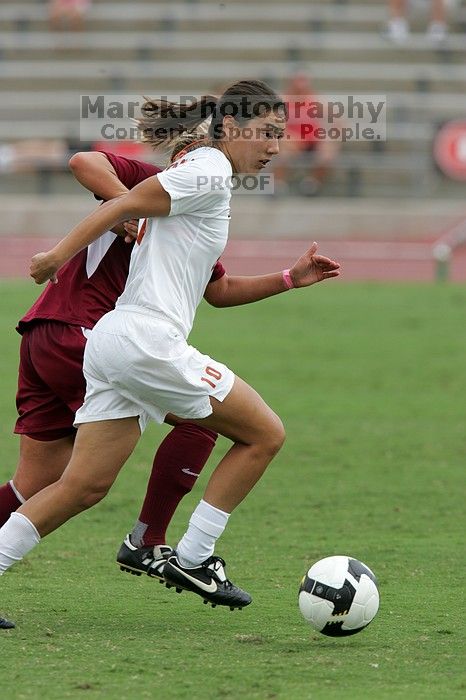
[[181, 468, 200, 477], [175, 568, 218, 594]]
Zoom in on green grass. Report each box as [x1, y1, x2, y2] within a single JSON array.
[[0, 280, 465, 699]]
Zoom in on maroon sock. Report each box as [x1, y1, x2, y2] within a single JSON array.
[[131, 424, 217, 547], [0, 482, 23, 527]]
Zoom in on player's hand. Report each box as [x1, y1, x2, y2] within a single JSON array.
[[289, 242, 340, 287], [123, 219, 139, 243], [30, 252, 59, 285], [111, 219, 138, 242]]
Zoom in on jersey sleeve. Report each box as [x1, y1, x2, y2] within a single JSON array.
[[97, 151, 161, 191], [157, 151, 231, 217], [209, 260, 226, 283]]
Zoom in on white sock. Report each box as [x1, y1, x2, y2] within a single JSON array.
[[0, 512, 41, 575], [176, 499, 230, 568]]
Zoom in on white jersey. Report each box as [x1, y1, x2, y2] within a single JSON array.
[[116, 147, 232, 337]]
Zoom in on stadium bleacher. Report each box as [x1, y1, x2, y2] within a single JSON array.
[[0, 0, 465, 223]]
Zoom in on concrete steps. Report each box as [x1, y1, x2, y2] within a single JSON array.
[[1, 0, 464, 198]]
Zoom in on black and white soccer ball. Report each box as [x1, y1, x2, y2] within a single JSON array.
[[298, 555, 379, 636]]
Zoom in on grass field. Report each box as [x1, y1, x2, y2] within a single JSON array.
[[0, 279, 465, 699]]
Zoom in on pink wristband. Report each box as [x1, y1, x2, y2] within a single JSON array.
[[282, 269, 294, 290]]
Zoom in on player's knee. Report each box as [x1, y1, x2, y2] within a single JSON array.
[[262, 413, 286, 457], [77, 484, 111, 509], [59, 475, 111, 510]]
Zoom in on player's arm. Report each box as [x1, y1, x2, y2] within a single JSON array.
[[69, 152, 129, 200], [204, 243, 340, 307], [30, 177, 171, 284], [205, 271, 290, 307], [69, 151, 136, 238]]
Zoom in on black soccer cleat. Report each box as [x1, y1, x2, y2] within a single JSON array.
[[0, 616, 15, 630], [163, 554, 252, 610], [117, 535, 173, 581]]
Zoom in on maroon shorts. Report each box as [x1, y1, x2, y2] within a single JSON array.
[[15, 321, 87, 441]]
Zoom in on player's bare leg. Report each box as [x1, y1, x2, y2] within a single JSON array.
[[0, 425, 137, 629], [170, 376, 285, 513], [0, 414, 141, 624], [15, 418, 141, 536], [0, 435, 74, 528], [0, 380, 283, 609], [13, 435, 74, 500], [163, 376, 285, 609]]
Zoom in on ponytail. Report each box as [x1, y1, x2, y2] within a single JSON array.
[[137, 80, 286, 151], [138, 95, 217, 149]]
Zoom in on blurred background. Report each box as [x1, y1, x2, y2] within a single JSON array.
[[0, 0, 465, 280]]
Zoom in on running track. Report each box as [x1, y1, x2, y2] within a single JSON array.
[[2, 237, 466, 282]]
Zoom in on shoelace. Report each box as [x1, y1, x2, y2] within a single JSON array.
[[147, 549, 171, 572], [205, 556, 233, 589]]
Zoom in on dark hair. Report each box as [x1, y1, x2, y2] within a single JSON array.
[[208, 80, 286, 140], [137, 79, 286, 149]]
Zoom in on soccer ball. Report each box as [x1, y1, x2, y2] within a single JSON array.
[[298, 555, 379, 636]]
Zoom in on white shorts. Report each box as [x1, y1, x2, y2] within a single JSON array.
[[75, 307, 235, 430]]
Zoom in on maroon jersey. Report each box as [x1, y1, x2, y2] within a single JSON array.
[[18, 152, 225, 333]]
